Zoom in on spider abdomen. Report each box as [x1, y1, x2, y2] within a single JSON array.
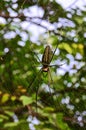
[[42, 45, 52, 72]]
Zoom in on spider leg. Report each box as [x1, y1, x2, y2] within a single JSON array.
[[48, 68, 57, 110], [28, 69, 42, 112], [47, 68, 52, 95], [35, 69, 42, 112], [48, 68, 70, 115], [33, 52, 41, 63], [49, 62, 66, 67], [48, 42, 59, 64]]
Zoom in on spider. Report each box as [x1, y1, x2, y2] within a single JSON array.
[[28, 44, 65, 111]]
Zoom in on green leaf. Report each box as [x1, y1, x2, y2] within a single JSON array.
[[0, 118, 4, 122], [0, 114, 9, 120], [56, 113, 70, 130], [4, 122, 18, 128], [59, 43, 72, 53], [20, 95, 33, 106], [1, 93, 10, 103], [4, 110, 14, 117]]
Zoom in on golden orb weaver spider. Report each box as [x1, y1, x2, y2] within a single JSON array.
[[28, 44, 65, 112]]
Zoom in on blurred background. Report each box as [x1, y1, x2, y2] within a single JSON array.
[[0, 0, 86, 130]]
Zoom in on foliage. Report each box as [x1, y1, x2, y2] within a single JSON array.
[[0, 0, 86, 130]]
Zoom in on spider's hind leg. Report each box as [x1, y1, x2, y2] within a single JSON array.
[[47, 68, 58, 110], [28, 68, 42, 113]]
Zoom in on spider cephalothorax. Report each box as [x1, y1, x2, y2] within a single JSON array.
[[42, 45, 52, 72]]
